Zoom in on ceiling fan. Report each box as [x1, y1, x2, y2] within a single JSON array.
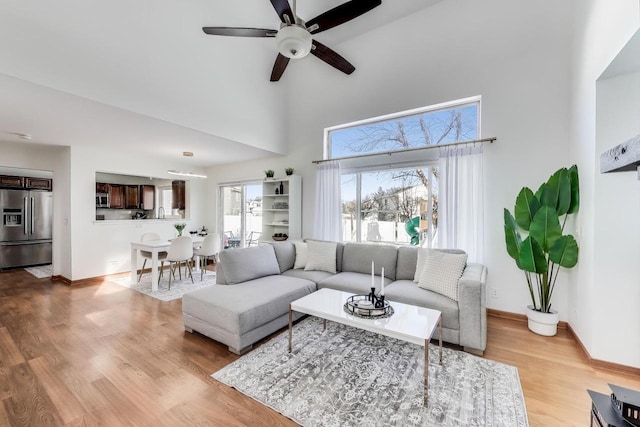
[[202, 0, 382, 81]]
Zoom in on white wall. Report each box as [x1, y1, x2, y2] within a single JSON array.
[[594, 71, 640, 367], [570, 0, 640, 367], [68, 145, 208, 280], [0, 141, 71, 278], [207, 0, 575, 317]]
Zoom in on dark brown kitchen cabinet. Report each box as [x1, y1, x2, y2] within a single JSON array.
[[140, 185, 155, 210], [172, 180, 185, 210], [96, 182, 108, 193], [124, 185, 140, 209], [108, 184, 125, 209], [0, 175, 25, 188], [26, 178, 52, 191]]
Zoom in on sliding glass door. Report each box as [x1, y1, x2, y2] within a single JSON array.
[[219, 182, 262, 249]]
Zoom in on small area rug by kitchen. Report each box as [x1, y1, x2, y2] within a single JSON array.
[[212, 317, 528, 427], [24, 264, 52, 278], [110, 270, 215, 302]]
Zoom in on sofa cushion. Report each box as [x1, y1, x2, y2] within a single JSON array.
[[271, 241, 295, 273], [293, 241, 308, 269], [304, 241, 337, 273], [384, 280, 460, 330], [182, 276, 316, 335], [396, 246, 418, 281], [341, 243, 398, 280], [219, 244, 280, 284], [418, 251, 468, 301], [282, 268, 333, 284], [318, 271, 392, 296]]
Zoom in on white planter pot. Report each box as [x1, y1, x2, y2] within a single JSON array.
[[525, 305, 559, 336]]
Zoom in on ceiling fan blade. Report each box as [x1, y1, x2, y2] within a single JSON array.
[[306, 0, 382, 34], [202, 27, 277, 37], [270, 54, 291, 81], [311, 41, 355, 75], [269, 0, 294, 23]]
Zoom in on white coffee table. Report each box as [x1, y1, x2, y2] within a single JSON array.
[[288, 288, 442, 406]]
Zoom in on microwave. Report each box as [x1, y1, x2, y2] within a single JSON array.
[[96, 193, 109, 208]]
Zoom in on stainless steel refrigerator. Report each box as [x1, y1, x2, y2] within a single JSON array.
[[0, 189, 53, 269]]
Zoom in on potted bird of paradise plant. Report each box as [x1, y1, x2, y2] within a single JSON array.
[[503, 165, 579, 336]]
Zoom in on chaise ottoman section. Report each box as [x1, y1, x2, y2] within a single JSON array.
[[183, 275, 315, 354]]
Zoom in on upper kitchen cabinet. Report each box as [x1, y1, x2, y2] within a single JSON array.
[[140, 185, 155, 210], [108, 184, 125, 209], [96, 182, 108, 193], [0, 175, 52, 191], [124, 185, 139, 209], [172, 180, 185, 210], [0, 175, 25, 188], [25, 177, 52, 191]]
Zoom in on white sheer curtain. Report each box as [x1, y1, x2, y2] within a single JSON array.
[[313, 160, 342, 241], [438, 143, 484, 262]]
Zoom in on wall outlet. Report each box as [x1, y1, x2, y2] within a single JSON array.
[[490, 288, 499, 299]]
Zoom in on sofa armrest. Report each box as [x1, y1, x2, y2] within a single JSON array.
[[457, 263, 488, 351]]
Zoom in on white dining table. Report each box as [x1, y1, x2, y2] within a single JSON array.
[[130, 236, 204, 291]]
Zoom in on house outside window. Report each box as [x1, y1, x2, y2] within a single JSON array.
[[326, 97, 479, 246]]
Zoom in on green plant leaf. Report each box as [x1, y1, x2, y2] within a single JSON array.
[[556, 169, 571, 216], [514, 187, 541, 230], [529, 206, 562, 252], [540, 169, 568, 213], [519, 236, 548, 273], [567, 165, 580, 214], [535, 183, 545, 201], [504, 209, 522, 263], [549, 235, 579, 268]]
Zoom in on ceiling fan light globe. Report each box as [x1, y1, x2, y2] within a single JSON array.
[[276, 25, 312, 59]]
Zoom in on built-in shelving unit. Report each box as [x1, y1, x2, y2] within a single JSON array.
[[262, 175, 301, 242]]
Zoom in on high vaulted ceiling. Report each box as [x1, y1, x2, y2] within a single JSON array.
[[0, 0, 441, 166]]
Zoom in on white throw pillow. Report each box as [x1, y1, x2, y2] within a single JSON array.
[[304, 241, 337, 274], [418, 251, 468, 301], [293, 241, 308, 269], [413, 247, 436, 282]]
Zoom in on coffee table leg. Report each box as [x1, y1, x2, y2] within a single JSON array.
[[323, 319, 327, 331], [288, 305, 293, 353], [424, 338, 429, 406], [439, 317, 443, 365]]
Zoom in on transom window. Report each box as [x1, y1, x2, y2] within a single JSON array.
[[326, 97, 479, 245]]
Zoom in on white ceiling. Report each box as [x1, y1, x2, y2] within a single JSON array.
[[0, 0, 441, 166]]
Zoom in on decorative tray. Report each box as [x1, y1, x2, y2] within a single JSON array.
[[343, 294, 394, 319]]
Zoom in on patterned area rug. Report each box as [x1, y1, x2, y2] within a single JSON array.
[[110, 269, 216, 301], [24, 264, 52, 278], [213, 317, 528, 427]]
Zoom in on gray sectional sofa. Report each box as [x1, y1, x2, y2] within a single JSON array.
[[182, 241, 488, 355]]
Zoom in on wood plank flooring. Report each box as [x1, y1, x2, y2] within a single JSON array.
[[1, 268, 639, 426]]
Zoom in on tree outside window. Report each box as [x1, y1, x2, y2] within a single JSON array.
[[331, 101, 478, 245]]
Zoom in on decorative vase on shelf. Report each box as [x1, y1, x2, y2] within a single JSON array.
[[279, 181, 284, 194]]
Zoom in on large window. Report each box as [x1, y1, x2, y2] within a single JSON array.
[[328, 97, 479, 246]]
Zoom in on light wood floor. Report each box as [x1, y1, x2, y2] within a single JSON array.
[[1, 269, 639, 426]]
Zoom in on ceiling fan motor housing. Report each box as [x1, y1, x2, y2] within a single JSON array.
[[276, 24, 312, 58]]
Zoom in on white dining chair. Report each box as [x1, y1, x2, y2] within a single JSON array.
[[164, 235, 194, 289], [138, 232, 167, 283], [193, 233, 221, 280]]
